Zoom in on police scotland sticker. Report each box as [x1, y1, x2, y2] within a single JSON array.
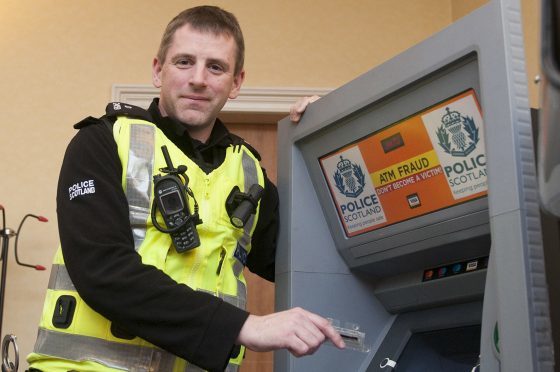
[[319, 90, 486, 238], [421, 92, 487, 200], [320, 146, 387, 236]]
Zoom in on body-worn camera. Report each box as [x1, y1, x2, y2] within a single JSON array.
[[226, 184, 264, 228], [151, 146, 201, 253]]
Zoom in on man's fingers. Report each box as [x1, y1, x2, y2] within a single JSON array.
[[293, 308, 345, 352], [288, 324, 324, 357], [306, 312, 346, 349], [236, 307, 345, 357], [290, 95, 321, 123], [297, 320, 326, 346], [322, 323, 345, 349], [307, 95, 320, 105], [287, 335, 312, 357]]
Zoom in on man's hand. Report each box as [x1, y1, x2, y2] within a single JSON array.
[[289, 95, 321, 123], [236, 307, 345, 357]]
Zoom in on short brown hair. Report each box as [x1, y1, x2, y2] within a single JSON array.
[[157, 5, 245, 76]]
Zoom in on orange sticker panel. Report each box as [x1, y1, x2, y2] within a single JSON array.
[[319, 90, 487, 237]]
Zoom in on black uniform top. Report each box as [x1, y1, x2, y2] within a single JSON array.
[[57, 99, 278, 371]]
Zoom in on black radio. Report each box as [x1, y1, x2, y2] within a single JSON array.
[[151, 146, 201, 253]]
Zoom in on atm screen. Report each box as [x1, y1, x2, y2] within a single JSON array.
[[319, 89, 488, 238]]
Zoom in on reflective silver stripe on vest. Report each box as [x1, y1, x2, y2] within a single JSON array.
[[48, 264, 75, 291], [126, 124, 155, 251], [232, 261, 244, 278], [231, 150, 260, 308], [236, 280, 247, 310], [241, 150, 258, 237], [34, 328, 176, 372]]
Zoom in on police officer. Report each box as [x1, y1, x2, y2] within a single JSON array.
[[27, 5, 344, 372]]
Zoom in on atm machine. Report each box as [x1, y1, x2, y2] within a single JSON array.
[[275, 0, 555, 371]]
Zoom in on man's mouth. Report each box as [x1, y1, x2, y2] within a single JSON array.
[[181, 94, 210, 102]]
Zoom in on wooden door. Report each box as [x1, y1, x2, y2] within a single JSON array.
[[224, 121, 278, 372]]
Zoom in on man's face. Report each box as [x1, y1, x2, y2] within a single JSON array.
[[152, 24, 244, 142]]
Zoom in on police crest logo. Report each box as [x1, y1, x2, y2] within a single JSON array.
[[321, 147, 387, 236], [333, 156, 366, 198], [435, 107, 480, 157], [422, 90, 488, 200]]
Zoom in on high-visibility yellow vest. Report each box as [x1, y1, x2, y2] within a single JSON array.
[[28, 117, 264, 372]]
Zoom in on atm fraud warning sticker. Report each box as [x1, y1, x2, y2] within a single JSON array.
[[320, 146, 387, 236], [421, 92, 488, 200]]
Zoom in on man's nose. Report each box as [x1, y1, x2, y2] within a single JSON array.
[[189, 64, 207, 87]]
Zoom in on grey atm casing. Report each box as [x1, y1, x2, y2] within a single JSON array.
[[298, 54, 489, 278], [275, 0, 554, 371]]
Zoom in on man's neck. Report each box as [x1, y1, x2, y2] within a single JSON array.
[[155, 99, 215, 143], [183, 123, 214, 144]]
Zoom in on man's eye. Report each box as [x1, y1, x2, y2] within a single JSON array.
[[209, 64, 224, 73], [175, 59, 193, 68]]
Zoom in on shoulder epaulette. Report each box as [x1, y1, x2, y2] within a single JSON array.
[[74, 116, 101, 129], [73, 115, 115, 131], [105, 102, 152, 122], [74, 102, 151, 130], [230, 133, 261, 161]]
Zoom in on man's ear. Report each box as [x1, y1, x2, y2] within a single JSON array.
[[229, 70, 245, 99], [152, 57, 163, 88]]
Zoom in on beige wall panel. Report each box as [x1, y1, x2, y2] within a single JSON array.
[[450, 0, 540, 107], [0, 0, 540, 366], [451, 0, 489, 20], [520, 0, 541, 108], [241, 0, 451, 87]]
